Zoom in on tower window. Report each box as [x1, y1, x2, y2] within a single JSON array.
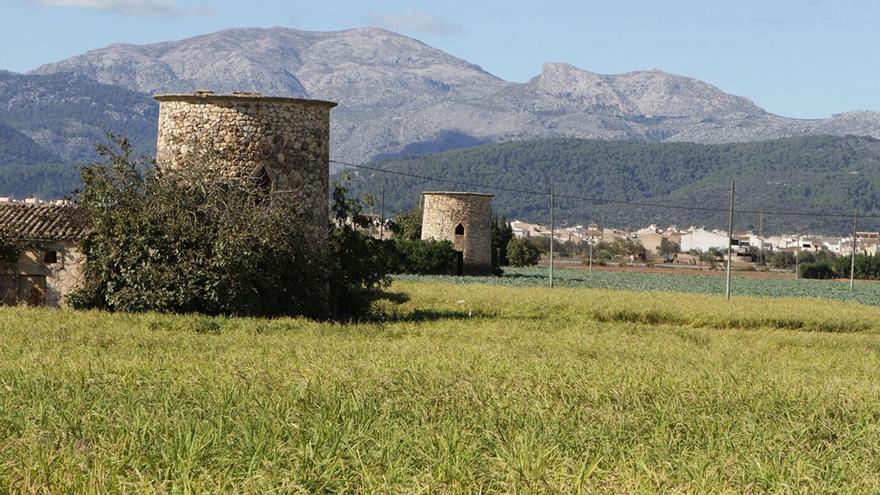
[[455, 223, 465, 236], [254, 166, 272, 193]]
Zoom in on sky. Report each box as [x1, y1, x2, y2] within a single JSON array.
[[1, 0, 878, 119]]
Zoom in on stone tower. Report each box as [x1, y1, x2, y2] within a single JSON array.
[[421, 192, 494, 275], [154, 91, 336, 242]]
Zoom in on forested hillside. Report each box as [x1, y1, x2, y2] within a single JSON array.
[[343, 135, 880, 233]]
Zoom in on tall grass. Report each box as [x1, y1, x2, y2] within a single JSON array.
[[1, 282, 879, 492]]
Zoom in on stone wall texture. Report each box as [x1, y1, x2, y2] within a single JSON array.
[[421, 192, 494, 275], [154, 93, 336, 243]]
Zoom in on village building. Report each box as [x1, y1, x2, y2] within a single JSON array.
[[0, 200, 87, 307], [679, 228, 731, 253]]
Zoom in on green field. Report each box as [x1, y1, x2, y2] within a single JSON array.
[[3, 281, 880, 492], [397, 266, 880, 306]]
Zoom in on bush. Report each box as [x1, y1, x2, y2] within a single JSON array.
[[389, 208, 422, 240], [799, 261, 836, 280], [834, 254, 880, 280], [507, 237, 541, 267], [391, 238, 457, 275], [71, 136, 390, 320], [0, 226, 22, 264], [771, 251, 796, 269]]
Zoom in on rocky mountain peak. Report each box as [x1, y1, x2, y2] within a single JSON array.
[[10, 27, 880, 163]]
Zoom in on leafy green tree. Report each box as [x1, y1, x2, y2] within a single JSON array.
[[771, 251, 796, 269], [491, 213, 514, 270], [506, 237, 541, 267], [799, 261, 836, 279], [389, 208, 422, 240], [326, 180, 395, 319], [659, 238, 680, 256], [70, 136, 391, 320]]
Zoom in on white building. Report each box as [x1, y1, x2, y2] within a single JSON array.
[[679, 229, 730, 252]]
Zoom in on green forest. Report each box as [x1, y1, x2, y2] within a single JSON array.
[[343, 135, 880, 233]]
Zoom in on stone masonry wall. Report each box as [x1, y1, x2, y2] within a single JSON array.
[[421, 192, 494, 275], [155, 93, 336, 243]]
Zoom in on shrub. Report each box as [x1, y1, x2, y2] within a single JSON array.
[[834, 254, 880, 280], [799, 261, 836, 280], [71, 136, 390, 320], [771, 251, 796, 269], [392, 238, 457, 275], [0, 226, 22, 264], [389, 208, 422, 240], [507, 237, 541, 267]]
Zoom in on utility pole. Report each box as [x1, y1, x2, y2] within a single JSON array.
[[379, 188, 385, 240], [851, 209, 858, 290], [725, 181, 735, 301], [795, 234, 800, 279], [588, 239, 593, 272], [549, 182, 555, 288], [758, 212, 764, 266]]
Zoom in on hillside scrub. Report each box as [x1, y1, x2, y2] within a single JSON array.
[[2, 282, 880, 492]]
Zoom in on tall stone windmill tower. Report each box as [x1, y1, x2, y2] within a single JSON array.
[[154, 91, 337, 242], [421, 191, 494, 275]]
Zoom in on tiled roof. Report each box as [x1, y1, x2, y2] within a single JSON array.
[[0, 202, 87, 241]]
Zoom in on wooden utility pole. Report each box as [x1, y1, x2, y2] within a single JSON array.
[[588, 239, 593, 272], [549, 182, 555, 288], [851, 209, 858, 290], [379, 189, 385, 240], [758, 212, 764, 266], [725, 181, 735, 301]]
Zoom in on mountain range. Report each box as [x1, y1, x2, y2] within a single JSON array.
[[8, 26, 880, 167], [346, 135, 880, 233]]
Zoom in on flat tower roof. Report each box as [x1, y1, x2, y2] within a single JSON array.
[[154, 91, 337, 108], [422, 191, 494, 197]]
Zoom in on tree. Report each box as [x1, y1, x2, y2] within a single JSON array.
[[506, 237, 541, 267], [389, 208, 422, 240], [659, 237, 680, 256], [491, 213, 514, 270], [70, 136, 391, 320], [770, 251, 796, 269], [799, 261, 835, 279]]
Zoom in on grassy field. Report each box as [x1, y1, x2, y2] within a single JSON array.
[[2, 281, 880, 493], [397, 266, 880, 306]]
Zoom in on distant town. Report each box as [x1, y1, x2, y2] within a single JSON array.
[[508, 220, 880, 261]]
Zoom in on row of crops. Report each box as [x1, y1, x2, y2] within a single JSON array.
[[396, 267, 880, 306]]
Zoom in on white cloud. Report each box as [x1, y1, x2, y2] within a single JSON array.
[[367, 8, 463, 36], [33, 0, 190, 16]]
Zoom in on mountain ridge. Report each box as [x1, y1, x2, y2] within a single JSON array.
[[25, 26, 880, 163]]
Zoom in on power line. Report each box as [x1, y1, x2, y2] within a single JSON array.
[[330, 159, 879, 220], [331, 159, 545, 197]]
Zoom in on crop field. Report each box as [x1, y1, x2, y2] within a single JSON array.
[[398, 266, 880, 306], [3, 281, 880, 492]]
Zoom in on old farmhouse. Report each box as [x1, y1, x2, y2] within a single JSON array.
[[0, 200, 87, 307]]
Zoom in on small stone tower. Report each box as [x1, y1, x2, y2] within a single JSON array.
[[421, 192, 494, 275], [154, 91, 336, 242]]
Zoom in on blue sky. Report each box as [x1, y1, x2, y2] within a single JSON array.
[[2, 0, 877, 118]]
